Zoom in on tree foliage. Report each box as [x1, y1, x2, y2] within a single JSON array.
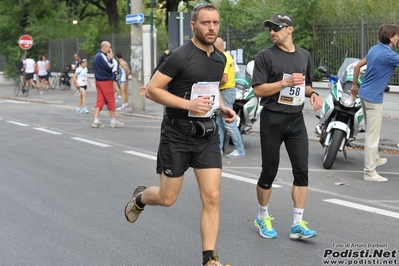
[[0, 0, 129, 77], [2, 0, 399, 78]]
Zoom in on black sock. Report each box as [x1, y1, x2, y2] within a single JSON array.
[[202, 250, 214, 265], [135, 194, 146, 209]]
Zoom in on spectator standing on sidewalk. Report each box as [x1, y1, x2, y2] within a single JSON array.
[[73, 54, 81, 95], [92, 41, 124, 128], [123, 3, 235, 265], [251, 13, 322, 240], [37, 55, 48, 94], [24, 55, 37, 94], [73, 59, 91, 114], [44, 55, 51, 89], [112, 58, 122, 102], [17, 55, 26, 86], [213, 37, 245, 158], [350, 24, 399, 182], [116, 52, 131, 110], [73, 54, 80, 70]]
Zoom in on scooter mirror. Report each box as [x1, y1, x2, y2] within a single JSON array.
[[318, 66, 328, 74]]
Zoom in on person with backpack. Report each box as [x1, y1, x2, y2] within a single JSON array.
[[17, 55, 26, 87]]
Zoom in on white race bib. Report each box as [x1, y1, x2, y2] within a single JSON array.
[[188, 81, 220, 118], [278, 73, 305, 106]]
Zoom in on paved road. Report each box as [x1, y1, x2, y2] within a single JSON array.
[[1, 84, 398, 265], [1, 83, 398, 151]]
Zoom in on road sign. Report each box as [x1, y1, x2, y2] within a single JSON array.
[[126, 13, 144, 24], [19, 35, 33, 50]]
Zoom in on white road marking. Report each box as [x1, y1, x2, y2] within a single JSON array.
[[124, 151, 157, 160], [2, 100, 29, 104], [324, 198, 399, 219], [71, 137, 112, 147], [34, 127, 63, 135], [6, 121, 29, 127], [124, 151, 282, 187], [222, 172, 282, 187]]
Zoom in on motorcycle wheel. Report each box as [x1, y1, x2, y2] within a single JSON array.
[[323, 129, 345, 169]]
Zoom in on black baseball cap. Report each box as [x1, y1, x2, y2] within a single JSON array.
[[263, 13, 294, 27]]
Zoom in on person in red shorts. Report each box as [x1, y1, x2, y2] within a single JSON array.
[[92, 41, 124, 128]]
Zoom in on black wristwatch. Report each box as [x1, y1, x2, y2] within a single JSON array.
[[310, 91, 319, 97]]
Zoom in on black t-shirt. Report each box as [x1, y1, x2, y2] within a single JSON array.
[[251, 44, 313, 113], [17, 60, 24, 74], [157, 41, 226, 118]]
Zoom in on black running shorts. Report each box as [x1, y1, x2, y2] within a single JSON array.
[[156, 117, 222, 177]]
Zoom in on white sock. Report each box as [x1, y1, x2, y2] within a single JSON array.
[[111, 118, 116, 123], [293, 208, 304, 225], [94, 118, 99, 123], [258, 204, 269, 218]]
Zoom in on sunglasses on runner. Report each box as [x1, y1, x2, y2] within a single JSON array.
[[268, 25, 289, 33]]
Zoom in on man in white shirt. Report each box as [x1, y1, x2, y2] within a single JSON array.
[[24, 55, 36, 95]]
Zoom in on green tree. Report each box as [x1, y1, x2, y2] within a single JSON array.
[[0, 0, 129, 78]]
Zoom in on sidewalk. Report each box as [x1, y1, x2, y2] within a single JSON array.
[[1, 83, 398, 152]]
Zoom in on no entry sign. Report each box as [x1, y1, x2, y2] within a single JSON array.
[[19, 35, 33, 50]]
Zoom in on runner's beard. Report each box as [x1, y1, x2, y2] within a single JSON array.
[[196, 33, 217, 46]]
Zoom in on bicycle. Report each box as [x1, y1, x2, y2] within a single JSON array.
[[50, 73, 60, 90], [59, 70, 72, 90], [14, 77, 22, 97], [14, 73, 33, 97]]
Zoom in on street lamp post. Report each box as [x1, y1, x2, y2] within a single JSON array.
[[150, 0, 156, 72]]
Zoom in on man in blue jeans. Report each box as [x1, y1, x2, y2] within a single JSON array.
[[214, 37, 245, 158]]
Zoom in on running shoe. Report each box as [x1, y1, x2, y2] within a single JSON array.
[[76, 108, 83, 114], [117, 103, 128, 111], [226, 150, 245, 159], [124, 185, 146, 223], [92, 121, 105, 128], [290, 220, 317, 239], [83, 108, 89, 114], [254, 215, 278, 238], [110, 121, 124, 128]]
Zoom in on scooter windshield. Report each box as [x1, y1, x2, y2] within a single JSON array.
[[337, 58, 360, 82]]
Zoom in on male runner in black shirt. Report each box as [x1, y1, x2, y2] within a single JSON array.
[[124, 3, 235, 266]]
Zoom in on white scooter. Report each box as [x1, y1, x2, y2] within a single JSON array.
[[315, 58, 365, 169]]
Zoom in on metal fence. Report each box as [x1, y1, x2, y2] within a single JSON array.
[[313, 16, 399, 83], [222, 18, 399, 83], [2, 15, 399, 83], [46, 33, 132, 73]]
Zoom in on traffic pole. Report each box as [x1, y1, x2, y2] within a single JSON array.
[[130, 0, 145, 113]]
